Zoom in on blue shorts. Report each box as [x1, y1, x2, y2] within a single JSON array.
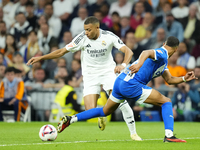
[[110, 77, 152, 104]]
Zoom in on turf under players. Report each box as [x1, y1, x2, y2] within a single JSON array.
[[27, 16, 142, 140], [57, 36, 197, 143]]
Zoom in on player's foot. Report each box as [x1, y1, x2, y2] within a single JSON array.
[[131, 133, 143, 141], [98, 117, 106, 131], [57, 116, 71, 133], [163, 136, 186, 143]]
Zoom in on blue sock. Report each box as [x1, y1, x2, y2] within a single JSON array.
[[76, 107, 106, 121], [161, 102, 174, 131]]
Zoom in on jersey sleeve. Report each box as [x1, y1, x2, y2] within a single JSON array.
[[65, 32, 85, 53], [107, 31, 125, 49], [154, 49, 168, 61]]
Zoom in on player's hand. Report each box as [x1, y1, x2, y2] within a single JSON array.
[[114, 65, 125, 74], [184, 71, 198, 82], [26, 56, 42, 66], [129, 64, 141, 73]]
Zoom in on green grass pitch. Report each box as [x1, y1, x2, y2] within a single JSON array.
[[0, 122, 199, 150]]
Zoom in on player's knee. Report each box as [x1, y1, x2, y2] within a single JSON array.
[[85, 104, 96, 110]]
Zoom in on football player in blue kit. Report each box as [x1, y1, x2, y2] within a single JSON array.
[[57, 36, 197, 142]]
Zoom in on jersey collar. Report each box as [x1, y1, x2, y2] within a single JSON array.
[[161, 46, 169, 59]]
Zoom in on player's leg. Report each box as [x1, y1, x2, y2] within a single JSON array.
[[143, 89, 186, 143], [108, 90, 142, 141], [84, 94, 99, 110], [57, 98, 120, 133]]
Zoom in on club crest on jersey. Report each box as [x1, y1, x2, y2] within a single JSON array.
[[157, 50, 163, 54], [102, 41, 106, 46]]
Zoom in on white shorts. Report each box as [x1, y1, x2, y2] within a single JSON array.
[[83, 72, 116, 97]]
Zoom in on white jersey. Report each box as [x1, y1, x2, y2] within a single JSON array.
[[65, 29, 125, 76]]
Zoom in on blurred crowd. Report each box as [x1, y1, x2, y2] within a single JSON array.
[[0, 0, 200, 122]]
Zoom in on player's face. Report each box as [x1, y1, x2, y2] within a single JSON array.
[[84, 23, 99, 40]]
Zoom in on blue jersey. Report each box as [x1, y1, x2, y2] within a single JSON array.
[[119, 47, 168, 85]]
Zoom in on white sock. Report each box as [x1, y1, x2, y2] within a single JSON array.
[[119, 100, 136, 135], [165, 129, 173, 137], [70, 115, 78, 124]]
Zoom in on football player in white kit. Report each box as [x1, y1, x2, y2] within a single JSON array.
[[27, 16, 142, 141]]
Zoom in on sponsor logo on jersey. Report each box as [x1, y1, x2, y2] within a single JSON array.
[[157, 50, 163, 54], [102, 41, 106, 46], [86, 44, 91, 48]]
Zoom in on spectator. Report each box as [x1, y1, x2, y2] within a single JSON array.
[[179, 4, 200, 52], [20, 30, 40, 63], [191, 0, 200, 20], [71, 0, 90, 20], [125, 32, 144, 62], [0, 34, 17, 66], [119, 17, 135, 42], [145, 27, 166, 49], [38, 23, 58, 55], [171, 0, 189, 20], [152, 11, 184, 42], [89, 0, 109, 16], [36, 15, 54, 39], [10, 12, 33, 43], [34, 0, 46, 17], [0, 21, 6, 49], [0, 7, 11, 31], [110, 12, 121, 37], [59, 31, 74, 72], [109, 0, 132, 17], [100, 3, 112, 29], [191, 36, 200, 61], [168, 52, 187, 77], [73, 51, 81, 62], [130, 1, 145, 30], [135, 12, 155, 44], [114, 52, 124, 65], [154, 2, 172, 25], [189, 66, 200, 90], [0, 67, 28, 121], [93, 10, 109, 30], [44, 66, 68, 89], [9, 0, 28, 25], [0, 64, 6, 82], [43, 46, 58, 79], [70, 7, 88, 38], [52, 0, 73, 23], [25, 1, 37, 29], [44, 3, 62, 38], [26, 61, 42, 81], [25, 68, 55, 121], [0, 53, 4, 65], [70, 59, 83, 104], [18, 34, 27, 53], [13, 52, 30, 78], [52, 75, 82, 117], [177, 42, 196, 71], [172, 82, 200, 121], [2, 0, 14, 28]]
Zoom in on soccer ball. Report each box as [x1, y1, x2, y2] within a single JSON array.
[[39, 124, 57, 141]]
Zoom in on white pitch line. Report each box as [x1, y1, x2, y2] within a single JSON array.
[[0, 137, 200, 147]]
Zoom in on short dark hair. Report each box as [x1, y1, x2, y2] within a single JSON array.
[[84, 16, 99, 25], [165, 36, 179, 47], [17, 12, 25, 16], [14, 68, 22, 74], [5, 67, 15, 73], [26, 1, 34, 7], [111, 11, 119, 17]]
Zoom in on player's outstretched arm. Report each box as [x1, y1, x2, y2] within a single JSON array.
[[27, 47, 69, 65], [162, 70, 198, 84], [129, 50, 154, 73]]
